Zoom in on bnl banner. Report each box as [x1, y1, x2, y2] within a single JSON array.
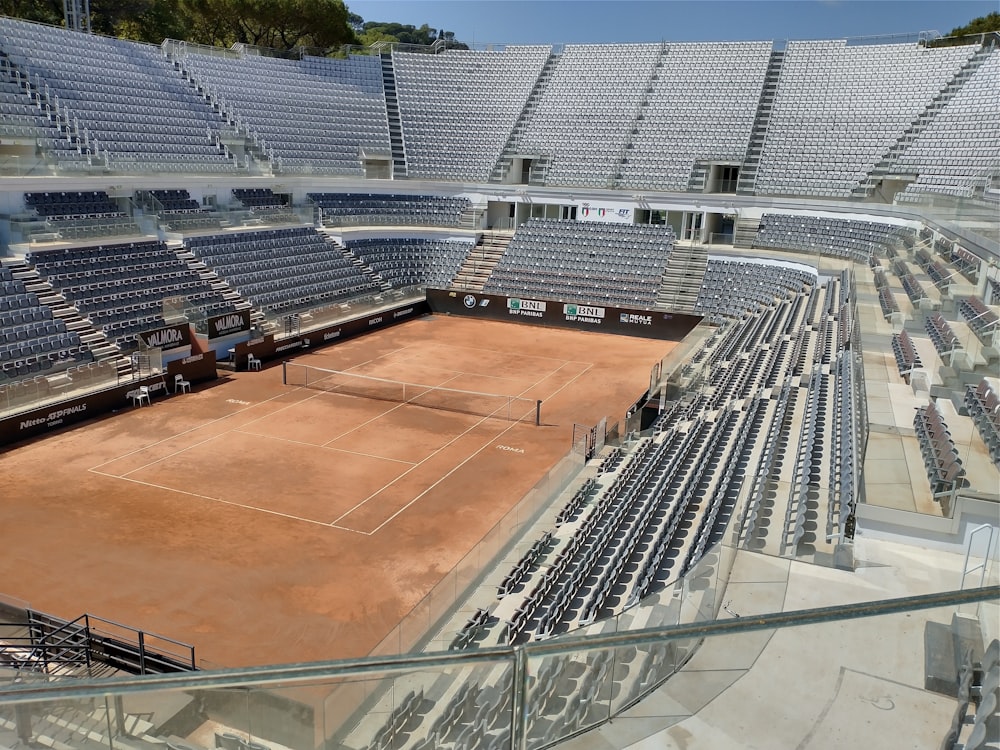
[[427, 290, 701, 341]]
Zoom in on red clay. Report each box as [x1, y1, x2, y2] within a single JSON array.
[[1, 315, 674, 667]]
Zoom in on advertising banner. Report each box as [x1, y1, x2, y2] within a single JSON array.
[[428, 290, 700, 341]]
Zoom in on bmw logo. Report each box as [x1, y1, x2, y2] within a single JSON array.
[[463, 295, 477, 308]]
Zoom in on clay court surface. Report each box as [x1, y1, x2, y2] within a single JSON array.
[[2, 315, 675, 667]]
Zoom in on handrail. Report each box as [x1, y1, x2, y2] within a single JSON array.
[[0, 585, 995, 703]]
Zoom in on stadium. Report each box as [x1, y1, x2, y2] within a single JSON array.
[[0, 7, 998, 750]]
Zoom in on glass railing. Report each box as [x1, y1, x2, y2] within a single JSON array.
[[0, 586, 995, 750]]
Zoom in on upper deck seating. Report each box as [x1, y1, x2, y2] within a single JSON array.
[[754, 40, 978, 197], [618, 41, 771, 191], [0, 16, 237, 173], [178, 50, 389, 175], [393, 46, 550, 181]]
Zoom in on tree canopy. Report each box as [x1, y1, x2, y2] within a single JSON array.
[[948, 12, 1000, 37], [0, 0, 469, 52]]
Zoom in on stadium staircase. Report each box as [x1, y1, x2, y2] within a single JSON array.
[[654, 244, 708, 312], [169, 58, 269, 175], [732, 217, 762, 249], [0, 257, 130, 378], [171, 245, 265, 331], [450, 231, 512, 291], [615, 43, 669, 190], [334, 240, 394, 296], [854, 42, 998, 200], [489, 52, 559, 184], [736, 49, 785, 195], [379, 53, 408, 179]]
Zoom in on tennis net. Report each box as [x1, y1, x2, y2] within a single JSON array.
[[283, 362, 541, 424]]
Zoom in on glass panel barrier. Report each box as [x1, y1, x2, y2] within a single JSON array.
[[0, 587, 995, 750]]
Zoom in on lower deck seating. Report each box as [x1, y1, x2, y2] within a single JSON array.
[[185, 227, 380, 314], [0, 267, 93, 383], [27, 240, 237, 350], [346, 237, 472, 290], [483, 219, 675, 308]]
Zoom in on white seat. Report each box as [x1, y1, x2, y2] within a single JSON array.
[[247, 353, 262, 371], [174, 373, 191, 394], [128, 385, 151, 406]]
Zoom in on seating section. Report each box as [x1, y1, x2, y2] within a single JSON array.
[[892, 49, 1000, 191], [753, 214, 915, 262], [0, 16, 236, 173], [0, 55, 90, 171], [618, 41, 771, 191], [482, 271, 862, 646], [346, 237, 473, 290], [23, 190, 138, 238], [965, 380, 1000, 469], [309, 193, 469, 227], [0, 267, 93, 383], [891, 330, 923, 379], [231, 188, 286, 209], [925, 312, 961, 358], [27, 240, 236, 349], [693, 259, 815, 319], [512, 44, 660, 187], [483, 219, 675, 308], [393, 46, 550, 181], [754, 40, 978, 196], [958, 296, 999, 344], [185, 227, 380, 314], [942, 639, 1000, 750], [177, 51, 388, 176], [913, 401, 967, 499]]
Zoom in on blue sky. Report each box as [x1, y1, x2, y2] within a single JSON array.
[[346, 1, 997, 46]]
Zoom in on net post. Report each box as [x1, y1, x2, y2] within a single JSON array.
[[535, 400, 542, 427], [282, 360, 287, 386]]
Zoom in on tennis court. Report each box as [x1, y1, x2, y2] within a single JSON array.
[[2, 315, 675, 666]]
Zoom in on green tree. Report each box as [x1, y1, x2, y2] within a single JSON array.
[[949, 12, 1000, 37], [0, 0, 62, 26]]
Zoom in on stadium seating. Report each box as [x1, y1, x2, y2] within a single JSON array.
[[184, 227, 381, 314], [392, 46, 550, 181], [483, 218, 675, 307], [176, 50, 390, 175], [617, 41, 771, 191], [754, 40, 979, 196], [0, 16, 237, 173], [23, 190, 138, 238], [345, 237, 473, 290], [27, 240, 238, 349], [891, 49, 1000, 194], [958, 296, 999, 344], [913, 401, 967, 499], [0, 266, 94, 384], [965, 379, 1000, 469], [309, 193, 469, 227], [753, 213, 916, 262], [511, 44, 661, 187]]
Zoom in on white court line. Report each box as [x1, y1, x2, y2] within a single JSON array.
[[230, 429, 418, 466], [364, 361, 594, 535], [331, 361, 590, 533], [119, 388, 334, 478], [89, 469, 346, 530]]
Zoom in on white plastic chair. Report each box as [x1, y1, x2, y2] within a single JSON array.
[[129, 385, 150, 407], [247, 354, 262, 371], [174, 373, 191, 394]]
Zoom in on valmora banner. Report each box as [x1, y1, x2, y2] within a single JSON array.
[[137, 323, 190, 351], [207, 310, 252, 340]]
